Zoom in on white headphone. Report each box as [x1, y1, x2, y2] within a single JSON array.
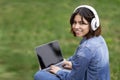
[[73, 5, 100, 31]]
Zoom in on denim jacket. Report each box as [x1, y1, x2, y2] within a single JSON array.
[[56, 36, 110, 80]]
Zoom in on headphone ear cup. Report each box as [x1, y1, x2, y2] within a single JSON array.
[[91, 18, 97, 31]]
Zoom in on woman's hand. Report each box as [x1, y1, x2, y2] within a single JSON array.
[[49, 65, 61, 74], [62, 60, 72, 70], [49, 60, 72, 74]]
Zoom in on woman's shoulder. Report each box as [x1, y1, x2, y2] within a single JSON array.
[[81, 36, 105, 51]]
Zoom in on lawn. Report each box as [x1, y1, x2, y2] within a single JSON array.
[[0, 0, 120, 80]]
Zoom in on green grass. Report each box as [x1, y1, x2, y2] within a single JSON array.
[[0, 0, 120, 80]]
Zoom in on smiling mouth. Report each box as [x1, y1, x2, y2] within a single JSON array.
[[74, 29, 82, 34]]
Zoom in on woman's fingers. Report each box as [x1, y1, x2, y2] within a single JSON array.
[[62, 61, 72, 69]]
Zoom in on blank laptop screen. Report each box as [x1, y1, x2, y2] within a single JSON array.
[[36, 41, 63, 69]]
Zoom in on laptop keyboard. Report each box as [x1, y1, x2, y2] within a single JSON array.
[[43, 61, 71, 72]]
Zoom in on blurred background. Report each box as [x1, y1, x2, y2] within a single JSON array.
[[0, 0, 120, 80]]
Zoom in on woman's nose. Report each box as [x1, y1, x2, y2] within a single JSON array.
[[74, 23, 80, 28]]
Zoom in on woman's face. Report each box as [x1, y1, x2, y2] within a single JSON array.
[[72, 14, 90, 37]]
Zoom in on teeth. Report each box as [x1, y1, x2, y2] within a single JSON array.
[[79, 29, 82, 32], [74, 29, 82, 32]]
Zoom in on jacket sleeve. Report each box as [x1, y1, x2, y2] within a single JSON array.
[[56, 47, 92, 80]]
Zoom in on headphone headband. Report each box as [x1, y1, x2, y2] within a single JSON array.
[[73, 5, 100, 31]]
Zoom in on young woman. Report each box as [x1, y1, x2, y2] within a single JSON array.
[[34, 5, 110, 80]]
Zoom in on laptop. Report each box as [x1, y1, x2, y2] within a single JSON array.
[[35, 40, 65, 71]]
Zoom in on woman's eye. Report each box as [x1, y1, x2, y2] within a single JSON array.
[[79, 21, 84, 24], [79, 22, 82, 24], [73, 21, 76, 24], [73, 21, 88, 25], [79, 21, 88, 25]]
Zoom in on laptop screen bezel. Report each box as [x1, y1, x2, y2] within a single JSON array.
[[35, 40, 64, 69]]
